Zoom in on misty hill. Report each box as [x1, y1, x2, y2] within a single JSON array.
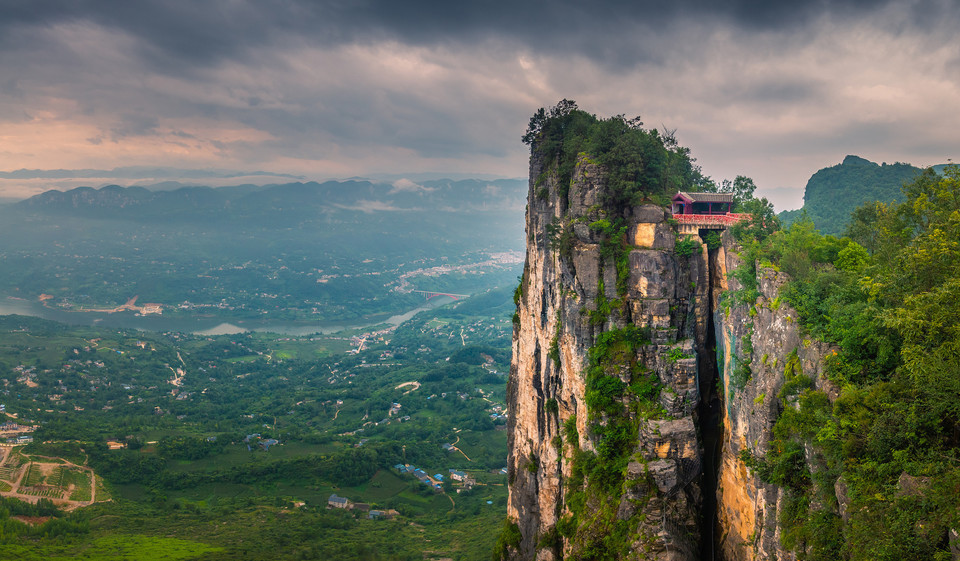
[[779, 155, 923, 235], [0, 166, 303, 181], [18, 178, 525, 222]]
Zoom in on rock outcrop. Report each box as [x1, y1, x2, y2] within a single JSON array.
[[505, 122, 838, 561], [505, 150, 713, 560], [712, 234, 835, 561]]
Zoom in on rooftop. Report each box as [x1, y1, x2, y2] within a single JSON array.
[[673, 191, 734, 203]]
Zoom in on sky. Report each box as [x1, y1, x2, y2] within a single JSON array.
[[0, 0, 957, 210]]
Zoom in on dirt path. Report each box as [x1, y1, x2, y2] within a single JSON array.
[[448, 437, 472, 462], [395, 381, 421, 394]]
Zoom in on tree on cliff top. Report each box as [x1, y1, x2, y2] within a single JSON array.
[[523, 100, 711, 210]]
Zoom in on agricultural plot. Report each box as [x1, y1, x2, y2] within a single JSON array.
[[21, 485, 64, 499], [64, 468, 92, 501], [22, 462, 46, 486], [95, 477, 111, 501], [0, 448, 100, 508], [0, 462, 23, 482], [20, 463, 64, 499]]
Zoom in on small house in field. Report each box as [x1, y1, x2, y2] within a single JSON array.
[[328, 494, 350, 509], [671, 192, 734, 215]]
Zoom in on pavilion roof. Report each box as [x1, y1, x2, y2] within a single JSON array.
[[673, 191, 734, 203]]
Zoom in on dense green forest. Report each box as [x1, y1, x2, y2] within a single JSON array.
[[0, 287, 515, 560], [735, 166, 960, 559], [522, 99, 715, 209]]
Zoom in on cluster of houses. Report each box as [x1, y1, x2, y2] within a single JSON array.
[[394, 464, 474, 492], [13, 365, 39, 387], [488, 403, 508, 423], [426, 392, 470, 401], [326, 493, 398, 519], [0, 420, 35, 445]]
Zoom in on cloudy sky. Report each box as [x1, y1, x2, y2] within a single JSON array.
[[0, 0, 957, 209]]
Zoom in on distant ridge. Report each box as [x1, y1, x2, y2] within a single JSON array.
[[780, 155, 930, 235], [17, 178, 527, 223]]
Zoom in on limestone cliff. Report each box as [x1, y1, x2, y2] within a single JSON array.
[[712, 234, 836, 561], [503, 105, 841, 561], [505, 148, 714, 560]]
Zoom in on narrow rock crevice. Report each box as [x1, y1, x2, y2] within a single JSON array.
[[698, 233, 725, 561]]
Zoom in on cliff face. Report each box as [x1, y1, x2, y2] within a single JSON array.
[[505, 146, 844, 561], [712, 247, 838, 561], [506, 151, 713, 560]]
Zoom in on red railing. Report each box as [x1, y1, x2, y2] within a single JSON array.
[[673, 213, 746, 226]]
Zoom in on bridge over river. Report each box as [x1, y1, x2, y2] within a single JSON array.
[[411, 290, 470, 301]]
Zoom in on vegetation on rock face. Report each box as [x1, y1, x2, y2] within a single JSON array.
[[511, 101, 713, 559], [737, 166, 960, 560], [562, 325, 660, 560]]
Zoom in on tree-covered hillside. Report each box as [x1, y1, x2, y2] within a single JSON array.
[[780, 155, 922, 235]]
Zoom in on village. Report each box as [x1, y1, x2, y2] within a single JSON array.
[[326, 461, 489, 519], [0, 411, 35, 445]]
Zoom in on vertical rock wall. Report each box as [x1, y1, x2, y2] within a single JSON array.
[[713, 232, 834, 561], [506, 152, 712, 560], [505, 147, 837, 561]]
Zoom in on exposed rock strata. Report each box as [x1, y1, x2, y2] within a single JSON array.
[[713, 233, 834, 561], [506, 152, 836, 561], [506, 152, 711, 560]]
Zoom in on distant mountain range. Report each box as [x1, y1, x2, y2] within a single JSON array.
[[0, 177, 528, 321], [780, 155, 950, 235], [17, 178, 527, 223]]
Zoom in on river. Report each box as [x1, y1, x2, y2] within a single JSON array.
[[0, 295, 452, 336]]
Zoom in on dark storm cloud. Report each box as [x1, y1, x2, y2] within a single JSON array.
[[0, 0, 930, 73]]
